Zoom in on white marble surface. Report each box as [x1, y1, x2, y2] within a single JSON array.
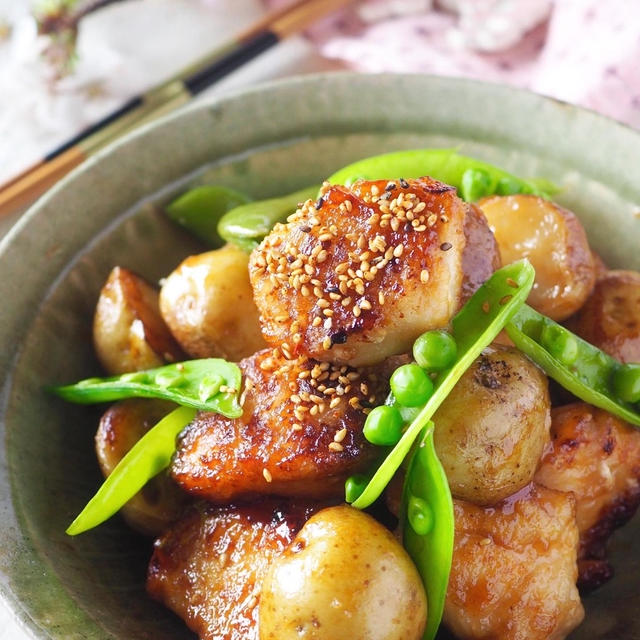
[[0, 2, 336, 637]]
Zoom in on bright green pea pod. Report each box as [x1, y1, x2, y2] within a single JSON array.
[[66, 406, 197, 535], [165, 185, 251, 247], [402, 422, 454, 640], [51, 359, 242, 418], [326, 148, 559, 201], [349, 259, 535, 509], [218, 185, 320, 252], [506, 305, 640, 427]]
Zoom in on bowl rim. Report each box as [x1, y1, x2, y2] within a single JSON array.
[[2, 70, 640, 639]]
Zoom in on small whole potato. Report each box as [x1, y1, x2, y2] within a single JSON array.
[[259, 505, 427, 640], [433, 345, 551, 505], [160, 244, 266, 361], [479, 194, 595, 321], [566, 270, 640, 363], [93, 267, 184, 375], [96, 398, 189, 536]]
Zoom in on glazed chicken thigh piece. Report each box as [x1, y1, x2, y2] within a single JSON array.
[[147, 499, 324, 640], [171, 348, 394, 502], [444, 483, 584, 640], [249, 177, 498, 366], [535, 403, 640, 589]]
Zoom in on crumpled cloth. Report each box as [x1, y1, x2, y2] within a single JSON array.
[[266, 0, 640, 130]]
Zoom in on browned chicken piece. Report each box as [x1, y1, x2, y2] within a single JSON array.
[[249, 177, 497, 366], [147, 499, 325, 640], [171, 348, 393, 502], [93, 266, 185, 375], [96, 399, 190, 536], [534, 403, 640, 590], [444, 483, 584, 640], [460, 203, 501, 304], [566, 270, 640, 363]]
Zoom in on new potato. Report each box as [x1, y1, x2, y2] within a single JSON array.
[[566, 270, 640, 363], [95, 398, 189, 536], [433, 345, 551, 505], [479, 195, 595, 321], [159, 244, 266, 361], [259, 506, 427, 640], [93, 267, 184, 375]]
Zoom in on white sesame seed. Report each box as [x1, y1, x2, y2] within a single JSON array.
[[263, 468, 273, 483], [328, 442, 344, 452], [334, 428, 348, 442]]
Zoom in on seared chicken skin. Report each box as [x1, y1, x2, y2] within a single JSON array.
[[445, 483, 584, 640], [249, 177, 497, 366], [147, 499, 324, 640], [171, 348, 393, 502], [535, 403, 640, 589]]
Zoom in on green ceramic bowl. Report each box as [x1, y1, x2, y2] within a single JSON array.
[[1, 73, 640, 639]]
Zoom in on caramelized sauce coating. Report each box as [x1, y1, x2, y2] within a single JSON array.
[[249, 177, 468, 366], [535, 403, 640, 590], [171, 348, 394, 502], [445, 484, 584, 640], [147, 500, 324, 640]]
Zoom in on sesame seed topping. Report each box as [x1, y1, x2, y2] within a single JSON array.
[[263, 468, 273, 483], [420, 269, 430, 283], [322, 337, 332, 350], [328, 442, 344, 452], [440, 242, 452, 251], [334, 428, 348, 442]]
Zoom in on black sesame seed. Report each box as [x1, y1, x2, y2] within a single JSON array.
[[300, 225, 311, 233], [315, 198, 324, 210], [385, 182, 396, 192], [440, 242, 453, 251], [327, 286, 340, 294], [330, 330, 348, 345], [286, 255, 295, 263], [399, 178, 410, 189]]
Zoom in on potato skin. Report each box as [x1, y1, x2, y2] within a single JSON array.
[[259, 505, 427, 640], [96, 398, 189, 536], [93, 266, 184, 375], [478, 195, 595, 321], [565, 270, 640, 363], [433, 345, 551, 505], [159, 244, 267, 361]]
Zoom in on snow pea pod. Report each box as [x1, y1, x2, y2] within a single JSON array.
[[165, 185, 251, 247], [51, 359, 242, 418], [348, 259, 535, 509], [327, 148, 558, 202], [506, 304, 640, 427], [66, 405, 197, 535], [402, 421, 454, 640], [217, 184, 320, 252]]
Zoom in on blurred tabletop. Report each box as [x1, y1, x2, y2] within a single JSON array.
[[1, 0, 640, 637]]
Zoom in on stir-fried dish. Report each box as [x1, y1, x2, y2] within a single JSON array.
[[53, 149, 640, 640]]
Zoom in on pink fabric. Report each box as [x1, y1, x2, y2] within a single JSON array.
[[265, 0, 640, 129]]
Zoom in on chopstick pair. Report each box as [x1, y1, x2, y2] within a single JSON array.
[[0, 0, 356, 218]]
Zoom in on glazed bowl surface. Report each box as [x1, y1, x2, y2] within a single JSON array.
[[1, 73, 640, 639]]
